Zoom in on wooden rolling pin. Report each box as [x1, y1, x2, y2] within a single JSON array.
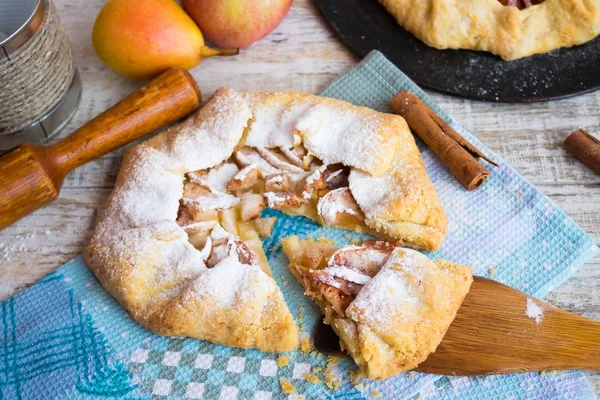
[[314, 276, 600, 375], [0, 68, 201, 231]]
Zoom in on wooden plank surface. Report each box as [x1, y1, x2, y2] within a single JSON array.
[[0, 0, 598, 393]]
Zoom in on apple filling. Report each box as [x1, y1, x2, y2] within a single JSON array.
[[281, 237, 403, 320], [498, 0, 544, 9], [175, 144, 371, 275]]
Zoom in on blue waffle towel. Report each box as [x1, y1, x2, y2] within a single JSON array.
[[0, 51, 597, 399]]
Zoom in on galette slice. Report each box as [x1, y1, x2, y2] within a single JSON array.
[[282, 236, 473, 379]]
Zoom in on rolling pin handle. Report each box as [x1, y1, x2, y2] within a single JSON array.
[[0, 67, 201, 231]]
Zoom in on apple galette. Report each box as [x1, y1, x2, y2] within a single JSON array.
[[282, 236, 473, 379], [85, 86, 447, 352], [379, 0, 600, 60]]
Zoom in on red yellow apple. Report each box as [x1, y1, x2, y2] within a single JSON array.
[[182, 0, 293, 49]]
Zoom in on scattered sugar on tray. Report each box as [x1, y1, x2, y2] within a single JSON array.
[[525, 298, 544, 324]]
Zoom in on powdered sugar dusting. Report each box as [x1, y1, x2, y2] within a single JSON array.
[[146, 87, 251, 172], [525, 298, 544, 324], [348, 143, 435, 231], [256, 147, 305, 174], [189, 162, 239, 193], [318, 194, 357, 222], [198, 236, 212, 261], [323, 266, 371, 285], [242, 92, 316, 148], [298, 103, 404, 175], [188, 254, 265, 307], [263, 192, 291, 208], [182, 191, 240, 212], [280, 147, 304, 167], [234, 164, 258, 181], [345, 248, 429, 330], [317, 187, 359, 226], [97, 145, 184, 233], [325, 169, 343, 183], [235, 148, 281, 176]]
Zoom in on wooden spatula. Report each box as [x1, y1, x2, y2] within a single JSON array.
[[314, 276, 600, 375], [0, 67, 201, 231]]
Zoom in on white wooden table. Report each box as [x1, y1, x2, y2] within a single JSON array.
[[1, 0, 599, 394]]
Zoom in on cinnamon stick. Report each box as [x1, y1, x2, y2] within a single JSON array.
[[564, 129, 600, 176], [390, 91, 497, 191]]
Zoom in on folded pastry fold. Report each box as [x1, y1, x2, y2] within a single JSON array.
[[86, 86, 448, 352], [282, 237, 472, 379]]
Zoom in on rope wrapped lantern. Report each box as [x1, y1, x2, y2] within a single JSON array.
[[0, 0, 81, 151]]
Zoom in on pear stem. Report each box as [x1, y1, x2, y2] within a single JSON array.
[[200, 46, 239, 59]]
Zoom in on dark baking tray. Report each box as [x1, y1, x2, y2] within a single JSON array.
[[315, 0, 600, 102]]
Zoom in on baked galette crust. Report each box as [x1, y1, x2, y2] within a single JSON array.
[[379, 0, 600, 60], [85, 87, 447, 353]]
